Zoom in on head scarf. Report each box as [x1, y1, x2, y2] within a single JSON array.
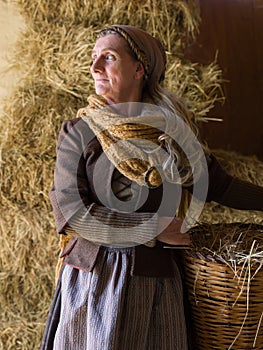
[[98, 24, 167, 86]]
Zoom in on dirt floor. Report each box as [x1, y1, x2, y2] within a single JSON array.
[[0, 1, 25, 115]]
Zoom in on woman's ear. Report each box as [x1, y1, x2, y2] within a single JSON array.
[[134, 62, 145, 80]]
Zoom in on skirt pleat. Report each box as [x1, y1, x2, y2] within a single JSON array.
[[41, 247, 188, 350]]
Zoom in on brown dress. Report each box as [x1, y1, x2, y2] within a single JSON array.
[[41, 118, 263, 350]]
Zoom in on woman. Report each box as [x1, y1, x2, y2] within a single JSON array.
[[41, 25, 263, 350]]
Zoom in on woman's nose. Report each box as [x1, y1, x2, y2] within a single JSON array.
[[90, 57, 104, 73]]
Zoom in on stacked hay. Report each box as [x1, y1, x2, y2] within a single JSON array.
[[200, 149, 263, 225], [0, 0, 260, 349]]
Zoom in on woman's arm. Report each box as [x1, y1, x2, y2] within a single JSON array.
[[50, 119, 158, 247], [206, 154, 263, 211]]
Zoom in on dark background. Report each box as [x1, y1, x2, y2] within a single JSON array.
[[186, 0, 263, 160]]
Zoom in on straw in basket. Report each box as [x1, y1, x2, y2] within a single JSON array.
[[182, 223, 263, 350]]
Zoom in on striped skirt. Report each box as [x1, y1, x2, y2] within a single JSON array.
[[41, 247, 188, 350]]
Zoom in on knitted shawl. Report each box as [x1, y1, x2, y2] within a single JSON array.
[[78, 95, 204, 189]]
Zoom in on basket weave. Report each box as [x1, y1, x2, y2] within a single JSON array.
[[183, 224, 263, 350]]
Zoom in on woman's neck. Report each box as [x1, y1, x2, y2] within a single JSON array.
[[108, 101, 143, 117]]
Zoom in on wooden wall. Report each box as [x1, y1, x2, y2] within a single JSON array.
[[186, 0, 263, 160]]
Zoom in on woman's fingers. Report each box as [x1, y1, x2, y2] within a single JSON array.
[[157, 217, 191, 245]]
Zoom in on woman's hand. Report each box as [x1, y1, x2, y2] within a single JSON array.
[[157, 217, 191, 246]]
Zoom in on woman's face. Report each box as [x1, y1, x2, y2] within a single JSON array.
[[90, 34, 144, 104]]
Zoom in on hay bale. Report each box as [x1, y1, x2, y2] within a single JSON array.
[[165, 58, 224, 120], [0, 87, 79, 208], [0, 321, 44, 350], [0, 205, 59, 350]]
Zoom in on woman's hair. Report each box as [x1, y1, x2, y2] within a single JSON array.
[[149, 84, 209, 185]]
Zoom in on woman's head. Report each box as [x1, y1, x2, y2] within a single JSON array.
[[90, 33, 145, 104], [90, 24, 167, 103]]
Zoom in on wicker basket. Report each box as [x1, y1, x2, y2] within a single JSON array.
[[183, 223, 263, 350]]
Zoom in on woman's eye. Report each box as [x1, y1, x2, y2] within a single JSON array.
[[91, 54, 115, 63], [105, 54, 115, 61]]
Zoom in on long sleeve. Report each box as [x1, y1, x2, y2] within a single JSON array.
[[213, 177, 263, 211], [206, 154, 263, 211], [50, 118, 158, 247], [64, 205, 157, 247]]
